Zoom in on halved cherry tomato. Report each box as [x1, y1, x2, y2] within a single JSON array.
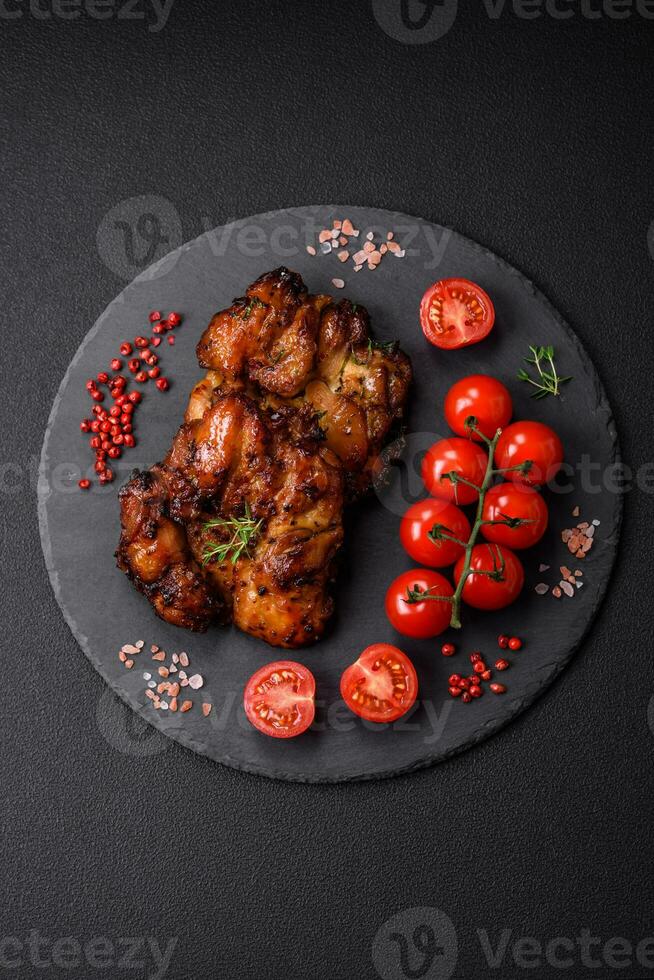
[[243, 661, 315, 739], [400, 498, 471, 567], [495, 421, 563, 486], [454, 544, 524, 611], [385, 569, 454, 639], [481, 482, 548, 550], [420, 278, 495, 350], [422, 438, 488, 505], [340, 643, 418, 723], [444, 374, 513, 441]]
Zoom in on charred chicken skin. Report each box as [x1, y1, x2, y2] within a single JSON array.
[[117, 268, 411, 648]]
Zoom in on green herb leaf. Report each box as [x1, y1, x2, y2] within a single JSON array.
[[517, 344, 572, 398], [202, 503, 263, 566]]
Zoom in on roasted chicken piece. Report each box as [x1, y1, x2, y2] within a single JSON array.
[[196, 270, 412, 498], [117, 268, 411, 647]]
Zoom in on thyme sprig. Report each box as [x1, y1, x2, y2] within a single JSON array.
[[517, 345, 572, 399], [202, 504, 263, 566]]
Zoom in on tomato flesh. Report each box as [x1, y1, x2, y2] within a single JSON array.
[[454, 544, 524, 611], [400, 498, 471, 567], [421, 437, 488, 506], [420, 278, 495, 350], [340, 644, 418, 723], [495, 421, 564, 486], [243, 661, 315, 739], [481, 482, 548, 550], [385, 568, 454, 639], [444, 374, 513, 441]]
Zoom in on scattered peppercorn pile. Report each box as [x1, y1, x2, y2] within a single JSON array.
[[442, 634, 523, 703], [78, 310, 182, 489]]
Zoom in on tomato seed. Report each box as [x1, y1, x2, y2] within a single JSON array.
[[441, 643, 456, 657], [490, 683, 507, 694], [498, 635, 509, 649], [495, 659, 510, 671], [508, 637, 523, 651]]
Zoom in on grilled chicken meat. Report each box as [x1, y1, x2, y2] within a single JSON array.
[[117, 268, 411, 647]]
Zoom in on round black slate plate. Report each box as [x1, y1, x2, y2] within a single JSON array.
[[38, 206, 621, 782]]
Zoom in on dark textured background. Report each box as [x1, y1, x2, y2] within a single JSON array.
[[2, 2, 654, 978]]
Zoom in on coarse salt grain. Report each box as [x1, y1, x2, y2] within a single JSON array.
[[202, 704, 212, 717], [535, 583, 549, 595], [125, 659, 134, 669], [181, 700, 193, 713], [143, 672, 151, 680], [179, 653, 189, 667], [122, 644, 139, 655], [306, 245, 316, 256], [332, 278, 345, 289], [188, 674, 204, 690]]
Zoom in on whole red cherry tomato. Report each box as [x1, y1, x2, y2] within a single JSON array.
[[420, 278, 495, 350], [495, 421, 563, 486], [385, 569, 454, 639], [444, 374, 513, 441], [480, 482, 548, 550], [454, 544, 524, 610], [400, 498, 471, 568], [421, 438, 488, 506], [243, 661, 315, 739], [340, 644, 418, 723]]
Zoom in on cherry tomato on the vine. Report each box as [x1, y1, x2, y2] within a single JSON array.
[[243, 661, 315, 739], [385, 569, 454, 639], [340, 644, 418, 723], [400, 498, 471, 568], [480, 482, 548, 550], [422, 438, 488, 505], [495, 421, 563, 486], [454, 544, 524, 611], [444, 374, 513, 441], [420, 278, 495, 350]]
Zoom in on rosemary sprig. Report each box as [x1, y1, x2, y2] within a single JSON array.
[[202, 504, 263, 566], [517, 345, 572, 399]]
